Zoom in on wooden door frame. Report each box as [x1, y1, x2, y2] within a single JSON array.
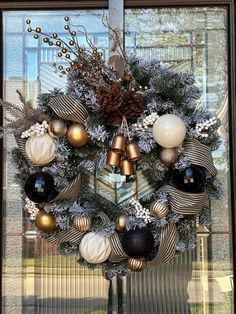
[[0, 1, 235, 313]]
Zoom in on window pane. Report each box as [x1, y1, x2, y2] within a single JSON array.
[[3, 10, 109, 314], [125, 6, 232, 314]]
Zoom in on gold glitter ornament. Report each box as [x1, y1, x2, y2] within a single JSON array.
[[116, 214, 128, 231], [73, 215, 92, 232], [35, 210, 56, 232], [150, 200, 169, 219], [159, 148, 178, 167], [48, 119, 67, 138], [66, 124, 88, 147], [128, 258, 147, 272]]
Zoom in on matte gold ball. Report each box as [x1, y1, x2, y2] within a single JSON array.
[[150, 200, 169, 219], [73, 215, 92, 232], [66, 124, 88, 147], [128, 258, 147, 272], [48, 120, 67, 138], [35, 210, 56, 232], [159, 148, 178, 167], [116, 214, 128, 231]]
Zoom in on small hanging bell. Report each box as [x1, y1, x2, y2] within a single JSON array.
[[120, 159, 134, 175], [107, 150, 121, 167], [126, 141, 141, 161], [111, 134, 126, 153]]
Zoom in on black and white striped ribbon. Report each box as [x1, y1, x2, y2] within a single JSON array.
[[183, 139, 217, 176], [15, 136, 36, 165], [52, 174, 81, 202], [148, 222, 179, 266], [44, 226, 83, 245], [48, 95, 88, 124], [158, 185, 207, 215], [109, 232, 128, 263]]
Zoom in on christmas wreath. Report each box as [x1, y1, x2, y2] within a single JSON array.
[[1, 17, 221, 279]]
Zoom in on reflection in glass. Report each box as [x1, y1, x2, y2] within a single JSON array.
[[125, 6, 232, 314]]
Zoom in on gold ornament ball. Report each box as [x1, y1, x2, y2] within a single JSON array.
[[35, 210, 56, 232], [128, 258, 147, 272], [73, 215, 92, 232], [48, 120, 67, 138], [150, 200, 169, 219], [159, 148, 178, 167], [116, 214, 128, 231], [66, 124, 88, 147]]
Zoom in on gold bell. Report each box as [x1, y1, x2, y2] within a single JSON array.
[[120, 159, 134, 175], [107, 150, 121, 167], [126, 141, 141, 161], [111, 134, 126, 154]]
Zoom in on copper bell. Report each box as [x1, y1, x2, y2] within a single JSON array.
[[111, 134, 126, 153], [126, 141, 141, 161], [120, 159, 134, 175], [107, 150, 120, 167]]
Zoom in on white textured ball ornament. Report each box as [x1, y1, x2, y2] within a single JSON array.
[[25, 133, 57, 165], [79, 232, 112, 264], [152, 114, 186, 148]]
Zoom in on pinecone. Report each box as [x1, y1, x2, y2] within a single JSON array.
[[122, 90, 144, 121], [102, 111, 123, 126], [97, 82, 122, 113]]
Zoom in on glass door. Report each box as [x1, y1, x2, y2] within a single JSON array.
[[2, 4, 233, 314]]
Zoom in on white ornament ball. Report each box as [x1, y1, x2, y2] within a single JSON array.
[[25, 133, 57, 165], [152, 114, 186, 148], [79, 232, 112, 264]]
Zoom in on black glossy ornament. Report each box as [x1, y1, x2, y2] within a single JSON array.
[[25, 172, 58, 203], [173, 165, 206, 193], [121, 227, 154, 258]]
